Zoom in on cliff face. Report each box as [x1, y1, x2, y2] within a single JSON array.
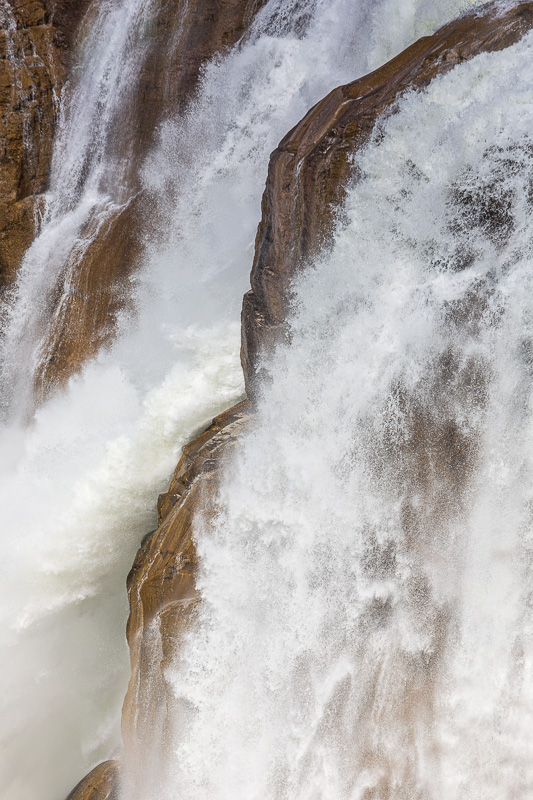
[[65, 2, 533, 797], [1, 0, 268, 396], [34, 193, 145, 394], [121, 402, 252, 794], [0, 0, 88, 290], [34, 0, 268, 395], [241, 0, 533, 396]]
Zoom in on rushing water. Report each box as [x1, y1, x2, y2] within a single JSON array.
[[142, 28, 533, 800], [0, 0, 484, 798]]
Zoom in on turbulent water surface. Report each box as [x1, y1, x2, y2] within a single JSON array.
[[2, 0, 517, 797], [148, 29, 533, 800]]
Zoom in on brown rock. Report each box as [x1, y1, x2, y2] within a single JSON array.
[[0, 0, 89, 294], [0, 194, 44, 288], [65, 760, 120, 800], [115, 0, 268, 189], [1, 0, 271, 390], [241, 0, 533, 396], [0, 0, 89, 204], [122, 401, 252, 766], [0, 13, 58, 203], [47, 0, 92, 58], [34, 194, 145, 401], [32, 0, 268, 394]]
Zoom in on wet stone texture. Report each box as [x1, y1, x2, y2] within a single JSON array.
[[0, 0, 88, 291], [33, 0, 269, 394], [241, 1, 533, 396], [65, 760, 120, 800], [1, 0, 269, 393]]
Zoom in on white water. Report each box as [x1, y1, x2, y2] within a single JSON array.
[[150, 29, 533, 800], [0, 0, 162, 414], [0, 0, 482, 798]]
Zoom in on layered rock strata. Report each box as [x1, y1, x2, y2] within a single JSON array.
[[241, 0, 533, 396], [122, 401, 252, 790], [0, 0, 88, 290]]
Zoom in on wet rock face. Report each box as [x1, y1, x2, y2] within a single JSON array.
[[241, 1, 533, 397], [0, 0, 88, 203], [30, 0, 268, 394], [1, 0, 268, 393], [65, 760, 120, 800], [34, 193, 144, 400], [121, 402, 251, 791], [0, 0, 88, 290], [116, 0, 268, 187]]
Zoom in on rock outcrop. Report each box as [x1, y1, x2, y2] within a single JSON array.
[[0, 0, 88, 290], [120, 402, 252, 797], [241, 0, 533, 396], [34, 0, 268, 394], [1, 0, 268, 395], [35, 192, 145, 395], [122, 402, 251, 764], [114, 0, 268, 181], [65, 760, 120, 800]]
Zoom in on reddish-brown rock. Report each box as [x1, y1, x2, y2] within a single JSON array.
[[65, 760, 120, 800], [116, 0, 268, 185], [0, 0, 89, 292], [122, 401, 251, 766], [1, 0, 268, 393], [34, 194, 145, 400], [241, 1, 533, 396], [34, 0, 268, 394]]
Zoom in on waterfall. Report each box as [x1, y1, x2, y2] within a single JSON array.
[[151, 29, 533, 799], [0, 0, 162, 416], [0, 0, 481, 798]]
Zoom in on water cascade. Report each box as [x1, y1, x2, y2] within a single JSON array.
[[0, 0, 494, 797], [147, 29, 533, 799]]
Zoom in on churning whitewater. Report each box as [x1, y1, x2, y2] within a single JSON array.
[[136, 29, 533, 800], [0, 1, 482, 798]]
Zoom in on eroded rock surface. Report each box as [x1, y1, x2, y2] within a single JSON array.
[[34, 193, 144, 397], [122, 401, 251, 781], [1, 0, 267, 394], [65, 760, 120, 800], [241, 0, 533, 395], [0, 0, 88, 290], [35, 0, 268, 393]]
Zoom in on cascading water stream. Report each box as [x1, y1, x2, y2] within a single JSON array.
[[141, 28, 533, 799], [0, 0, 481, 798], [0, 0, 163, 418]]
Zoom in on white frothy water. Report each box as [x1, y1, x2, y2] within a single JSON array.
[[0, 0, 163, 415], [0, 0, 481, 798], [156, 30, 533, 800]]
